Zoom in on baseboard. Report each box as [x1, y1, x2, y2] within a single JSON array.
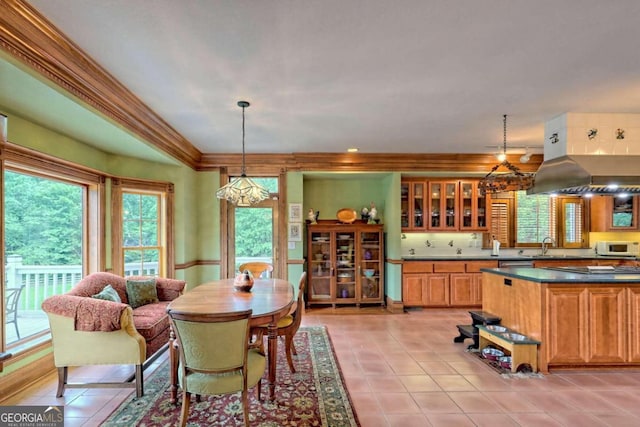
[[0, 353, 55, 403], [385, 296, 404, 314]]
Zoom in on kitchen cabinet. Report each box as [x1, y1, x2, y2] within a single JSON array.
[[590, 195, 640, 231], [402, 260, 497, 307], [401, 179, 489, 232], [307, 222, 384, 307]]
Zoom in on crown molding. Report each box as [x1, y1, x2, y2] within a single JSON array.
[[0, 0, 202, 168]]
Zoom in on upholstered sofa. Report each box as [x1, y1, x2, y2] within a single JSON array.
[[41, 272, 186, 397]]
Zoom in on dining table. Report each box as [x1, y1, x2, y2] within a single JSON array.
[[166, 278, 294, 402]]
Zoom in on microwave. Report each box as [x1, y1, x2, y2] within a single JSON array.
[[595, 241, 640, 257]]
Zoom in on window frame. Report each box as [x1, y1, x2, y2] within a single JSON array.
[[111, 177, 174, 277], [1, 143, 104, 358]]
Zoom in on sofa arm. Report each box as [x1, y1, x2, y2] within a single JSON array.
[[42, 295, 128, 332], [45, 310, 146, 367]]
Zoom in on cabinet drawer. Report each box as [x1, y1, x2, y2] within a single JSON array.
[[403, 262, 433, 273], [465, 261, 498, 272], [433, 261, 465, 273]]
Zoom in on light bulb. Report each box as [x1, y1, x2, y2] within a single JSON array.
[[496, 152, 506, 162]]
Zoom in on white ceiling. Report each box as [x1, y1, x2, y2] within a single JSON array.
[[13, 0, 640, 158]]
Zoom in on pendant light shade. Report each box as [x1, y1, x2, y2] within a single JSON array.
[[216, 101, 269, 206]]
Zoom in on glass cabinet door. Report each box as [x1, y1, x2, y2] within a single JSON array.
[[444, 182, 457, 229], [335, 231, 356, 300], [429, 182, 441, 228], [460, 180, 488, 230], [611, 194, 637, 228], [412, 182, 425, 229], [309, 231, 332, 300], [359, 231, 381, 301], [400, 183, 409, 228]]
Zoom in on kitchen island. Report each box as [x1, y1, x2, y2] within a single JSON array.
[[481, 267, 640, 373]]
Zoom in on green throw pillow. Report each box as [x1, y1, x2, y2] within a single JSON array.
[[92, 284, 122, 303], [126, 279, 159, 308]]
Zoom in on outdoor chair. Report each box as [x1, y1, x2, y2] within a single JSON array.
[[168, 308, 266, 427], [5, 285, 25, 340]]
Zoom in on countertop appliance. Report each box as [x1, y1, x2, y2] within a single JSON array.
[[595, 241, 639, 257]]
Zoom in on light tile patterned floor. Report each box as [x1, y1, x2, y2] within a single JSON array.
[[3, 307, 640, 426]]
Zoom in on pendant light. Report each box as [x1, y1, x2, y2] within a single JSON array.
[[478, 115, 535, 196], [216, 101, 269, 206]]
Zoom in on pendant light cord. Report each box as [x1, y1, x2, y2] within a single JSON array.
[[241, 103, 247, 176], [502, 114, 507, 158]]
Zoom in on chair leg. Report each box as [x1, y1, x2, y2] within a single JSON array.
[[257, 379, 262, 401], [56, 367, 67, 397], [285, 334, 296, 373], [179, 391, 191, 427], [242, 388, 249, 427], [135, 364, 144, 397]]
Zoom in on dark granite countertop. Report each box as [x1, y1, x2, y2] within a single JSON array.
[[401, 255, 634, 261], [480, 267, 640, 283]]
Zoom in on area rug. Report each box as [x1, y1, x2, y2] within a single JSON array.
[[102, 326, 360, 426]]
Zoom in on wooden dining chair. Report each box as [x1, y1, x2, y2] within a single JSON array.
[[168, 308, 266, 427], [253, 272, 307, 373], [238, 262, 273, 279]]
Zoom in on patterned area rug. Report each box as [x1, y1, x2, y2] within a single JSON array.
[[102, 326, 360, 426]]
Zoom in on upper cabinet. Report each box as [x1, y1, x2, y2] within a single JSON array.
[[401, 179, 490, 232], [590, 195, 640, 231]]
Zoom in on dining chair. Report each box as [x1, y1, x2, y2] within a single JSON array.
[[168, 308, 266, 427], [5, 285, 25, 340], [253, 272, 307, 373], [238, 262, 273, 279]]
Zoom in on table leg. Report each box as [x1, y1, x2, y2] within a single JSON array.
[[267, 322, 278, 401], [169, 329, 179, 404]]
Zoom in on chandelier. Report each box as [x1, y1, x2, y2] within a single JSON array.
[[478, 114, 535, 196], [216, 101, 269, 206]]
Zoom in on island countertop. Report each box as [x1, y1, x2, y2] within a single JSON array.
[[480, 267, 640, 283], [402, 255, 638, 262]]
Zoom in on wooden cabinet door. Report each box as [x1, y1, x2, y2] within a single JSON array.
[[590, 195, 639, 231], [428, 181, 459, 230], [449, 273, 475, 306], [628, 287, 640, 362], [460, 180, 490, 231], [424, 274, 450, 306], [402, 274, 425, 306], [587, 287, 626, 363], [546, 287, 589, 364]]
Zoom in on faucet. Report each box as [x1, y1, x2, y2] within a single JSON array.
[[541, 236, 556, 255]]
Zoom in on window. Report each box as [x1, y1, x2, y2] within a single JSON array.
[[111, 179, 173, 277], [2, 146, 103, 354], [122, 192, 161, 276], [514, 191, 586, 248]]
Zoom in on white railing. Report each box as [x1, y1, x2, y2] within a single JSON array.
[[5, 255, 158, 312]]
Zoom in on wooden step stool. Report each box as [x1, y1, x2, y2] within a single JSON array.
[[454, 310, 502, 349]]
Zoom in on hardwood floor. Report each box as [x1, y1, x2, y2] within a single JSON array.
[[3, 308, 640, 426]]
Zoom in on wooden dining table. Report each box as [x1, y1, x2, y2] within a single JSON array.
[[166, 278, 294, 402]]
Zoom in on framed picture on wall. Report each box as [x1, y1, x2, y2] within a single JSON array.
[[289, 203, 302, 222], [288, 223, 302, 241]]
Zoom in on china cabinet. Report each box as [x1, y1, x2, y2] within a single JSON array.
[[401, 179, 489, 232], [307, 221, 384, 307]]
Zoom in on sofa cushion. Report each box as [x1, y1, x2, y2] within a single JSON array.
[[126, 279, 159, 309], [132, 301, 171, 344], [91, 284, 122, 303]]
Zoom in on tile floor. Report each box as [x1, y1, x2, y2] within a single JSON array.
[[3, 307, 640, 426]]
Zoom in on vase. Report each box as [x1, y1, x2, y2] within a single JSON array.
[[233, 270, 254, 292]]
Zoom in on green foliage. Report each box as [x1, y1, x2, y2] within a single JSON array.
[[4, 171, 82, 265], [235, 207, 273, 257]]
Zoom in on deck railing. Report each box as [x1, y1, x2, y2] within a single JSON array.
[[5, 255, 158, 312]]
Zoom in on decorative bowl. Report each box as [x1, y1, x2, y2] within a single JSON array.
[[314, 253, 324, 261], [336, 208, 357, 224], [481, 347, 504, 361], [337, 260, 350, 266], [364, 269, 375, 277], [340, 245, 349, 251]]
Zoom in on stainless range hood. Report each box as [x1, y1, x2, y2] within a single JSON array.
[[529, 113, 640, 195]]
